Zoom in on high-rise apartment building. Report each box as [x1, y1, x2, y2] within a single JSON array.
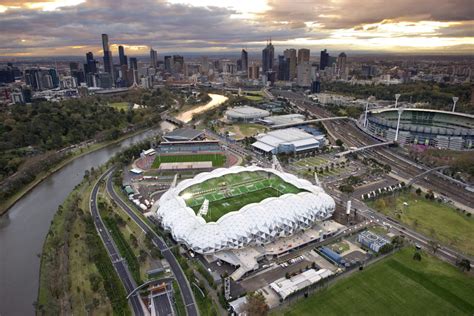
[[241, 49, 248, 73], [101, 34, 114, 78], [320, 49, 330, 70], [150, 47, 158, 68], [283, 49, 297, 80], [298, 48, 310, 64], [118, 45, 128, 66]]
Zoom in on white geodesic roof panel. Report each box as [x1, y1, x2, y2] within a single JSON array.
[[155, 166, 335, 254]]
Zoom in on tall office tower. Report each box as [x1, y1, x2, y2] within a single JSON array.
[[277, 55, 289, 81], [261, 39, 274, 74], [283, 49, 297, 80], [320, 49, 330, 70], [101, 34, 113, 77], [150, 47, 158, 68], [200, 56, 209, 74], [118, 45, 128, 66], [164, 56, 172, 72], [129, 57, 138, 70], [128, 57, 138, 84], [248, 64, 259, 80], [173, 55, 184, 73], [241, 49, 248, 73], [85, 52, 98, 74], [297, 61, 312, 87], [298, 48, 310, 65], [336, 52, 347, 79]]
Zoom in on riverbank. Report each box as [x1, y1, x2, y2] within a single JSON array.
[[175, 93, 228, 123], [0, 127, 152, 216]]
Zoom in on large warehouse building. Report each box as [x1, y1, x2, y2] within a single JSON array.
[[154, 165, 335, 254], [366, 108, 474, 150], [225, 106, 270, 122], [252, 128, 325, 154]]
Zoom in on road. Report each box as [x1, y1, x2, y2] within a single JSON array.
[[90, 169, 145, 316], [105, 170, 199, 316]]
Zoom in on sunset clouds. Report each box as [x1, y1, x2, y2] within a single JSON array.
[[0, 0, 472, 56]]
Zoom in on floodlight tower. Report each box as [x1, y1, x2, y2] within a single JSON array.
[[395, 93, 401, 108], [395, 107, 404, 142], [363, 98, 369, 128], [452, 96, 459, 112]]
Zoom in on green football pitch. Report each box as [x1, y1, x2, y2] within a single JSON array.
[[180, 171, 306, 222], [152, 153, 226, 168], [275, 247, 474, 316]]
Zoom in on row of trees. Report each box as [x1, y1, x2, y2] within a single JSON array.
[[322, 81, 472, 112]]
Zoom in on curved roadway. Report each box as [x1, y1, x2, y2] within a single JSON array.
[[90, 169, 144, 315], [105, 169, 199, 316]]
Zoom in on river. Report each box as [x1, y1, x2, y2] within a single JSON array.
[[0, 121, 175, 316], [175, 93, 228, 123]]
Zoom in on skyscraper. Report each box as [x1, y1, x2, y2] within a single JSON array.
[[118, 45, 128, 66], [284, 49, 297, 80], [248, 64, 259, 80], [129, 57, 138, 70], [278, 55, 289, 81], [173, 55, 184, 73], [320, 49, 330, 70], [261, 39, 274, 74], [164, 56, 172, 72], [101, 34, 114, 78], [297, 61, 311, 87], [336, 52, 347, 79], [150, 47, 158, 68], [241, 49, 248, 73], [85, 52, 97, 74], [298, 48, 310, 64]]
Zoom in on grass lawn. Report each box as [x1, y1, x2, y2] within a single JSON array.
[[276, 248, 474, 316], [329, 241, 350, 254], [151, 153, 226, 168], [220, 123, 267, 139], [108, 102, 130, 111], [181, 171, 306, 222], [368, 192, 474, 256]]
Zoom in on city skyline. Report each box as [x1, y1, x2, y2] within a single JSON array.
[[0, 0, 473, 57]]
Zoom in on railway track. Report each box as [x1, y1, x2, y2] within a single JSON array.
[[288, 94, 474, 207]]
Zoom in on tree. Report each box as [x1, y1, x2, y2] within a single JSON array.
[[457, 259, 471, 272], [391, 235, 405, 248], [413, 252, 422, 261], [335, 139, 344, 147], [244, 292, 269, 316], [379, 243, 394, 254], [415, 188, 422, 195]]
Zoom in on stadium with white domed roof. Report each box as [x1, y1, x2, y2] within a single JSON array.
[[154, 165, 335, 254]]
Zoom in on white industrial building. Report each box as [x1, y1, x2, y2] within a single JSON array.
[[270, 269, 333, 299], [225, 106, 270, 122], [252, 128, 325, 154], [154, 165, 335, 254]]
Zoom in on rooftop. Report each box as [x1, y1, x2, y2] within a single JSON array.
[[162, 127, 203, 141]]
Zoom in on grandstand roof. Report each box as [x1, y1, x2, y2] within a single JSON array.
[[370, 107, 474, 120], [162, 128, 204, 141], [154, 165, 335, 254]]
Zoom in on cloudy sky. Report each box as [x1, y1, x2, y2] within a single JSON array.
[[0, 0, 473, 56]]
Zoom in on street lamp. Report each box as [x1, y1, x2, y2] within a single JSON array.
[[395, 107, 404, 142], [395, 93, 401, 108], [452, 96, 459, 112]]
